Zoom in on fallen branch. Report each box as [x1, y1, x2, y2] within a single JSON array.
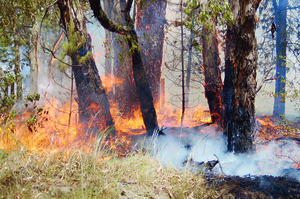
[[214, 154, 226, 176]]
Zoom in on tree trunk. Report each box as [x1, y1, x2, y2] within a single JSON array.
[[58, 0, 113, 132], [136, 0, 167, 104], [185, 11, 194, 108], [226, 0, 260, 153], [103, 0, 113, 77], [222, 4, 237, 130], [29, 19, 39, 95], [88, 0, 159, 136], [202, 22, 222, 124], [13, 26, 22, 101], [111, 0, 139, 116], [273, 0, 287, 120]]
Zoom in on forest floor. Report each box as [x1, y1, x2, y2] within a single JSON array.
[[0, 145, 300, 198], [1, 114, 300, 198]]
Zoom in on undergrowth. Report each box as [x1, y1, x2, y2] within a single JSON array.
[[0, 132, 217, 199]]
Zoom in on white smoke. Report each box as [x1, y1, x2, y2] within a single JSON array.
[[149, 125, 300, 181]]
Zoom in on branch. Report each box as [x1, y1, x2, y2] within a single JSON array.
[[88, 0, 130, 34], [256, 67, 275, 94], [123, 0, 134, 28], [39, 0, 59, 35]]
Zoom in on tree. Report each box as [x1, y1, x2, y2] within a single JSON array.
[[109, 0, 139, 116], [0, 1, 25, 100], [184, 0, 230, 124], [273, 0, 288, 120], [89, 0, 160, 136], [202, 20, 222, 124], [58, 0, 114, 132], [136, 0, 167, 104], [226, 0, 261, 153]]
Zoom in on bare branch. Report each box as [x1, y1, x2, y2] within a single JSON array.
[[256, 67, 275, 94]]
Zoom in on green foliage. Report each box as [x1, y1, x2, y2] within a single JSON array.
[[0, 72, 18, 128], [184, 0, 233, 30], [58, 19, 91, 72]]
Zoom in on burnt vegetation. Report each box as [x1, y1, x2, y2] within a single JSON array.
[[1, 0, 300, 197]]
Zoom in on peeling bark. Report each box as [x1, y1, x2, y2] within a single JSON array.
[[58, 0, 113, 132]]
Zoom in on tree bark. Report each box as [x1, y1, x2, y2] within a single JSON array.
[[29, 19, 39, 95], [103, 0, 113, 77], [273, 0, 287, 120], [111, 0, 139, 116], [13, 25, 22, 101], [136, 0, 167, 104], [226, 0, 260, 153], [202, 22, 222, 124], [89, 0, 159, 135], [58, 0, 114, 132]]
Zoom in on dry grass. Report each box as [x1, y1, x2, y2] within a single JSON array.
[[0, 135, 218, 199]]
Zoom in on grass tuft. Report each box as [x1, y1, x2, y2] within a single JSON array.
[[0, 142, 217, 198]]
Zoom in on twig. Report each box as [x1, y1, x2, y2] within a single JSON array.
[[256, 67, 275, 94], [214, 154, 226, 176]]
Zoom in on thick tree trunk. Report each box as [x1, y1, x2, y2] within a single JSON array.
[[273, 0, 287, 120], [89, 0, 159, 136], [202, 22, 222, 124], [136, 0, 167, 104], [29, 19, 39, 95], [111, 0, 139, 116], [58, 0, 113, 132], [13, 26, 22, 101], [226, 0, 260, 153]]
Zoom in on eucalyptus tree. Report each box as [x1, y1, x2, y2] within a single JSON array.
[[136, 0, 167, 104], [57, 0, 114, 132], [257, 0, 300, 120], [225, 0, 261, 153], [89, 0, 160, 136], [103, 0, 139, 117]]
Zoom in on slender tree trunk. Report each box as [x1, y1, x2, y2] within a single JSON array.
[[185, 11, 194, 108], [103, 0, 113, 77], [13, 26, 22, 101], [10, 82, 14, 97], [273, 0, 287, 120], [29, 19, 39, 95], [226, 0, 260, 153], [202, 21, 222, 124], [136, 0, 167, 104], [88, 0, 159, 136], [58, 0, 114, 132]]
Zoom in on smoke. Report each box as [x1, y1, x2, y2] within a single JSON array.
[[149, 125, 300, 181]]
